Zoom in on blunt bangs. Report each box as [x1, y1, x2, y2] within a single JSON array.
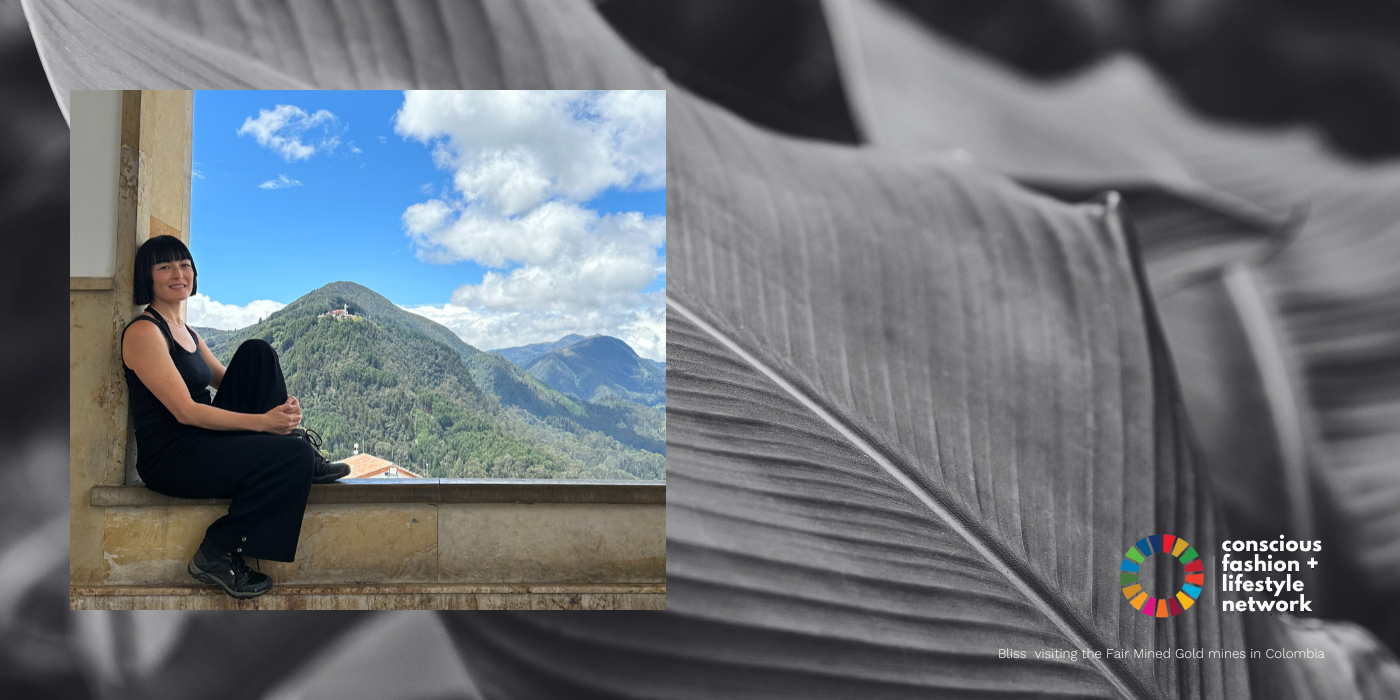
[[134, 235, 197, 305]]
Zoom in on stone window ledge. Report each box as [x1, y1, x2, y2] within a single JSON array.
[[71, 583, 667, 610], [73, 583, 667, 596], [91, 479, 666, 507]]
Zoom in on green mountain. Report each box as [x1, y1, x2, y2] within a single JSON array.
[[523, 335, 666, 407], [491, 334, 585, 365], [301, 285, 661, 451], [190, 326, 234, 346], [204, 282, 664, 480]]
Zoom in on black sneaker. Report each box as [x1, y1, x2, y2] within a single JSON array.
[[188, 541, 273, 599], [292, 428, 351, 483]]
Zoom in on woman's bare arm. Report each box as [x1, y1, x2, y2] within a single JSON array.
[[195, 332, 227, 389], [123, 322, 300, 434]]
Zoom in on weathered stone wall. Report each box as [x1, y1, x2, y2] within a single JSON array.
[[97, 502, 665, 586], [71, 584, 667, 610], [133, 90, 193, 268], [70, 90, 192, 585], [76, 481, 667, 609], [89, 482, 666, 588]]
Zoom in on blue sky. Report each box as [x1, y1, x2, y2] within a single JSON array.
[[188, 90, 666, 359]]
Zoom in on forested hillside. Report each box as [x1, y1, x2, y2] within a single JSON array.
[[205, 282, 664, 480], [521, 335, 666, 407]]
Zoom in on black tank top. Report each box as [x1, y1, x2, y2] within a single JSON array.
[[122, 306, 213, 431]]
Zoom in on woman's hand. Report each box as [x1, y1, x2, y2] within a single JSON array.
[[262, 397, 301, 435]]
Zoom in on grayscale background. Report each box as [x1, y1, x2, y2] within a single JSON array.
[[7, 0, 1400, 698]]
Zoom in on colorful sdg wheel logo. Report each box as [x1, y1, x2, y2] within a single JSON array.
[[1121, 534, 1203, 617]]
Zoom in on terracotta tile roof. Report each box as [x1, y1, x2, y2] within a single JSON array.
[[340, 453, 421, 479]]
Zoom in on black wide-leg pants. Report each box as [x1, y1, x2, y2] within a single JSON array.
[[135, 339, 314, 562]]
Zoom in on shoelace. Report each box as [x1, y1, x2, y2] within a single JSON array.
[[228, 552, 258, 586], [295, 428, 336, 469], [302, 428, 324, 450]]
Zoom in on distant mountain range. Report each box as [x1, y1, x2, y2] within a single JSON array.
[[491, 334, 586, 366], [195, 281, 664, 480], [494, 335, 666, 407]]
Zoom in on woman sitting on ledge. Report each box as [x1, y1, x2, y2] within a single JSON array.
[[121, 235, 350, 599]]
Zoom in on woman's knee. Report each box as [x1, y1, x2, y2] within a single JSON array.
[[234, 338, 277, 360]]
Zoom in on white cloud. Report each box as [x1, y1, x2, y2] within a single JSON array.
[[402, 291, 665, 361], [393, 90, 666, 361], [394, 90, 665, 214], [258, 174, 302, 189], [191, 169, 205, 180], [237, 104, 341, 161], [433, 208, 662, 310], [403, 199, 453, 238], [403, 199, 663, 315], [593, 90, 666, 191], [187, 293, 285, 330], [615, 302, 666, 362]]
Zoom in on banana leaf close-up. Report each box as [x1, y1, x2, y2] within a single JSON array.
[[7, 0, 1400, 697]]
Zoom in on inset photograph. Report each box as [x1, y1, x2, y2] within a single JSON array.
[[69, 89, 666, 610]]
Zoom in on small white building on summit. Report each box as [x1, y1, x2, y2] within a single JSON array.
[[323, 303, 354, 319]]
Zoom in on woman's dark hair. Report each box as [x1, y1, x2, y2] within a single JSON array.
[[133, 235, 197, 305]]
